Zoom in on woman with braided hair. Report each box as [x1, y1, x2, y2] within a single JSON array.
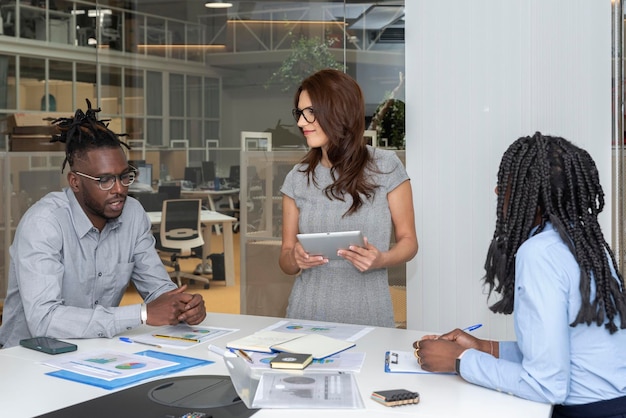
[[413, 133, 626, 417], [0, 99, 206, 348]]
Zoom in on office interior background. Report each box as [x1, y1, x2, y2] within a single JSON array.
[[0, 1, 622, 340]]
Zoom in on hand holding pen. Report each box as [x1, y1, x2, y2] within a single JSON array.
[[418, 323, 495, 357], [412, 323, 495, 373], [419, 323, 482, 342]]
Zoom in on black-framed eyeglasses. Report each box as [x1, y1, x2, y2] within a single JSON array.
[[292, 106, 316, 123], [73, 166, 137, 191]]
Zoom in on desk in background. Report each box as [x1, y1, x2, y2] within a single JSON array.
[[181, 188, 240, 234], [0, 313, 552, 418], [148, 210, 237, 287]]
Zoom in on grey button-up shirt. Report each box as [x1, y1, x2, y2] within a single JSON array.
[[0, 188, 177, 348]]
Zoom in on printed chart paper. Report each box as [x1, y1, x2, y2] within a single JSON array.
[[43, 350, 176, 381], [264, 320, 374, 342], [133, 324, 238, 349]]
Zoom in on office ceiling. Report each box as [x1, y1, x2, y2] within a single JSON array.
[[131, 1, 404, 22]]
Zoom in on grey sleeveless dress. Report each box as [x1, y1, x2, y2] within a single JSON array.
[[280, 146, 409, 327]]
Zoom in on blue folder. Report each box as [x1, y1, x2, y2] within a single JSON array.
[[46, 350, 214, 390]]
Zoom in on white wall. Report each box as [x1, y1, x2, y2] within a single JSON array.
[[405, 1, 612, 340]]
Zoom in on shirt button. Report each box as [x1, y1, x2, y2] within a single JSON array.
[[98, 272, 102, 277], [98, 333, 104, 337], [126, 327, 132, 330], [94, 300, 99, 305]]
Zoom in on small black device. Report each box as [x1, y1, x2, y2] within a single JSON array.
[[19, 336, 78, 355], [371, 389, 420, 407], [270, 352, 313, 370]]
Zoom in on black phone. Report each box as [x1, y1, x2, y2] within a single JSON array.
[[19, 336, 78, 355]]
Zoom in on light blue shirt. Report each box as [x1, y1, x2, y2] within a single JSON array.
[[459, 222, 626, 405], [0, 188, 177, 348]]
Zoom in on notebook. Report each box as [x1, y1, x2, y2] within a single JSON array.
[[270, 352, 313, 370], [226, 331, 355, 359], [226, 331, 300, 353], [272, 334, 356, 360]]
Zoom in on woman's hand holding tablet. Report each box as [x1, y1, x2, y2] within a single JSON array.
[[296, 231, 365, 260]]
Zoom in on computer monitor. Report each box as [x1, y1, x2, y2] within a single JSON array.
[[135, 163, 152, 187], [184, 166, 203, 188], [228, 165, 240, 184], [202, 161, 216, 183]]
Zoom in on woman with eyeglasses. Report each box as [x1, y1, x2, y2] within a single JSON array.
[[278, 69, 418, 327]]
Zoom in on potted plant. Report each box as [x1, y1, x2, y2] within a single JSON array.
[[265, 36, 345, 92], [369, 73, 405, 149]]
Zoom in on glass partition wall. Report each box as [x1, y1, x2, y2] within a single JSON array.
[[0, 0, 406, 325], [613, 1, 626, 275]]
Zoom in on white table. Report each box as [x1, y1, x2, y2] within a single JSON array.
[[148, 210, 237, 286], [0, 313, 552, 418]]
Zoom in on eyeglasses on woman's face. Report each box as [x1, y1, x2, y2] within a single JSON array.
[[292, 106, 316, 123], [73, 166, 137, 191]]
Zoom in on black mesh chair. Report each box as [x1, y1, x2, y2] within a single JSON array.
[[134, 192, 168, 212], [158, 184, 181, 200], [157, 199, 209, 289]]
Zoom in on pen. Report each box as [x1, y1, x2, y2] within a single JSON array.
[[235, 349, 254, 364], [119, 337, 162, 349], [463, 324, 483, 332], [153, 334, 199, 343]]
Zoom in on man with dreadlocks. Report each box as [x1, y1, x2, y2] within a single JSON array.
[[413, 133, 626, 417], [0, 100, 206, 348]]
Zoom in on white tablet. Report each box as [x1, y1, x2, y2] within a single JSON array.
[[296, 231, 364, 260]]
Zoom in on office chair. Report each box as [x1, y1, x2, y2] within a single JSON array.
[[157, 184, 181, 200], [157, 199, 210, 289], [134, 192, 168, 212]]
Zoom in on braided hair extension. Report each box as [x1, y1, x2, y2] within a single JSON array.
[[50, 99, 129, 172], [484, 132, 626, 333]]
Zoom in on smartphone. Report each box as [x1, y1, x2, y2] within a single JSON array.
[[371, 389, 420, 407], [19, 336, 77, 355]]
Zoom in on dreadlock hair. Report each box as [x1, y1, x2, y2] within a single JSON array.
[[294, 69, 379, 217], [50, 98, 129, 172], [484, 132, 626, 334]]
